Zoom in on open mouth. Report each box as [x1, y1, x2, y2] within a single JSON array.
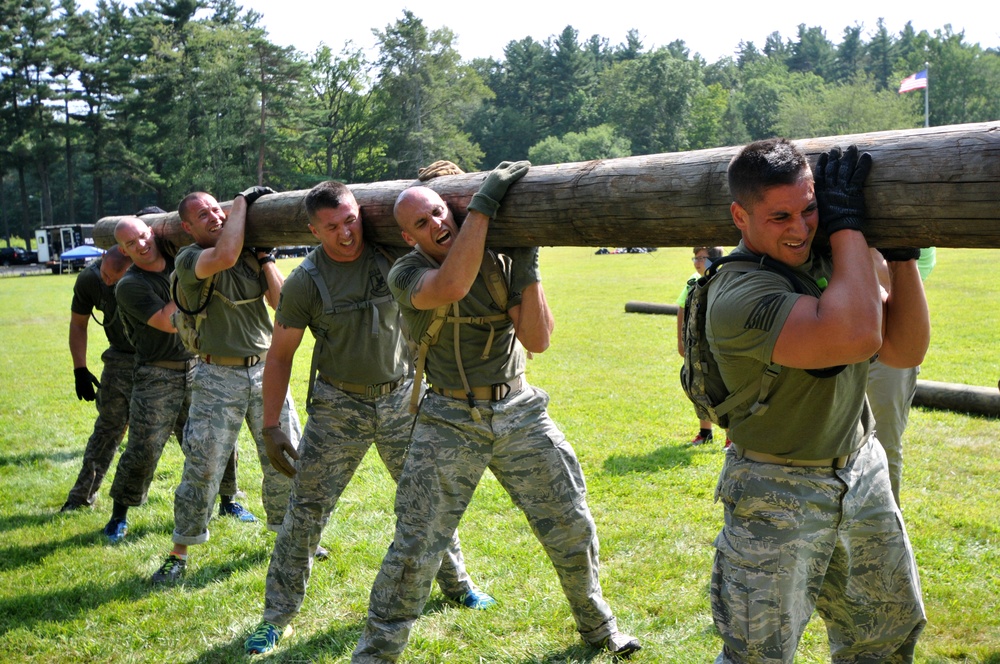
[[436, 230, 451, 245]]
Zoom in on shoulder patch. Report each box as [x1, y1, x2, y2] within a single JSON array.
[[744, 293, 785, 332]]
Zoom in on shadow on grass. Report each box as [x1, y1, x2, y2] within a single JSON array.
[[184, 620, 362, 663], [0, 510, 58, 534], [602, 442, 710, 474], [0, 546, 271, 637], [0, 449, 80, 468], [517, 641, 601, 663]]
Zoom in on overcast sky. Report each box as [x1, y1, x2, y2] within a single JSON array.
[[222, 0, 995, 65]]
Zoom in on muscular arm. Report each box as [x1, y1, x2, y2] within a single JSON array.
[[146, 301, 179, 333], [409, 211, 491, 311], [508, 282, 553, 354], [771, 230, 882, 369], [262, 322, 305, 428], [875, 258, 930, 368], [194, 197, 248, 280], [260, 260, 284, 310], [69, 313, 90, 369]]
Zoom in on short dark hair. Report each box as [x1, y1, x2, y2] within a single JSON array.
[[694, 246, 724, 260], [727, 138, 810, 210], [177, 192, 208, 223], [305, 181, 354, 221]]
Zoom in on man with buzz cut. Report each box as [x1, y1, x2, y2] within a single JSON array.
[[351, 161, 640, 662], [150, 187, 301, 584], [244, 179, 493, 655]]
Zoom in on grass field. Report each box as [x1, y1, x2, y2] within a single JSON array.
[[0, 246, 997, 663]]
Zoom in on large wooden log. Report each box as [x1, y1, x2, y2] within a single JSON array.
[[913, 380, 1000, 417], [93, 122, 1000, 250]]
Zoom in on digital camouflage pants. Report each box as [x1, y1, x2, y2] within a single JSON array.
[[711, 436, 926, 664], [171, 361, 301, 545], [263, 378, 477, 627], [353, 384, 619, 663], [64, 349, 134, 507]]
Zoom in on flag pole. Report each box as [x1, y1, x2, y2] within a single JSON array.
[[924, 61, 930, 127]]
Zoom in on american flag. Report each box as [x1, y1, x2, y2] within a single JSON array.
[[898, 69, 928, 93]]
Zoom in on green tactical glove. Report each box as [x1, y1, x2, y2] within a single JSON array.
[[877, 247, 921, 262], [418, 160, 465, 181], [237, 186, 275, 207], [263, 425, 298, 478], [506, 246, 541, 297], [74, 367, 100, 401], [467, 160, 531, 218], [814, 145, 872, 236]]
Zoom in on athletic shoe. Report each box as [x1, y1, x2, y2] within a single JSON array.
[[151, 554, 186, 584], [447, 588, 497, 610], [315, 545, 329, 561], [60, 501, 88, 513], [592, 631, 642, 658], [219, 501, 258, 523], [245, 620, 293, 655], [103, 518, 128, 544], [689, 432, 713, 446]]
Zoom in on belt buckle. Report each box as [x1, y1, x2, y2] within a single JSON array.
[[491, 381, 510, 401], [245, 355, 260, 368]]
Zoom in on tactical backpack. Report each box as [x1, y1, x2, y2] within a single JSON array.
[[679, 253, 810, 428], [170, 253, 263, 354]]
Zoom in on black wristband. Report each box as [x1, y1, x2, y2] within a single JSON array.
[[258, 255, 276, 265]]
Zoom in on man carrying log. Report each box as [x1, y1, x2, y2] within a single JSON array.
[[150, 188, 301, 584], [351, 161, 641, 661], [243, 180, 494, 655], [708, 138, 928, 661]]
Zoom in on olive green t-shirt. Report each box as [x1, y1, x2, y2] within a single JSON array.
[[115, 262, 193, 364], [706, 244, 873, 459], [388, 250, 524, 390], [276, 245, 408, 385], [175, 245, 272, 357], [71, 259, 135, 354]]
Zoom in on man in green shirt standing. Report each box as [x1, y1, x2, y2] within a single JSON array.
[[150, 187, 301, 584]]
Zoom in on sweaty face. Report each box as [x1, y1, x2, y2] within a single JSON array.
[[116, 221, 160, 268], [395, 189, 457, 262], [309, 198, 365, 262], [733, 175, 818, 268], [182, 194, 227, 246]]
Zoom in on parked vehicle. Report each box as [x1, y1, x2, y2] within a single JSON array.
[[34, 224, 96, 273], [0, 247, 37, 266]]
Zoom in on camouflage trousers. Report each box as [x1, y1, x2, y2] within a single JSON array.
[[107, 361, 240, 507], [64, 349, 134, 507], [866, 360, 920, 506], [263, 378, 476, 627], [711, 436, 926, 664], [171, 361, 301, 545], [353, 384, 617, 663]]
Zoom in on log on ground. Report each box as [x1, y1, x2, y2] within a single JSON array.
[[625, 301, 679, 316], [94, 122, 1000, 250], [913, 379, 1000, 417]]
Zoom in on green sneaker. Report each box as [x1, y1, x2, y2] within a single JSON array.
[[447, 588, 497, 610], [151, 554, 186, 584], [245, 620, 293, 655]]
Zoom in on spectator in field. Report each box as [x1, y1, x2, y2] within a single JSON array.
[[708, 138, 928, 661], [351, 161, 641, 662], [150, 188, 301, 584], [243, 179, 492, 655], [675, 245, 726, 447]]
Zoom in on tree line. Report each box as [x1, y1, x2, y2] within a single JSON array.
[[3, 0, 999, 247]]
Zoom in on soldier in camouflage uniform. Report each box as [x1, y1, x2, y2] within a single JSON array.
[[99, 217, 235, 542], [351, 163, 640, 662], [708, 139, 928, 661], [243, 181, 492, 655], [150, 187, 301, 584], [61, 247, 135, 511]]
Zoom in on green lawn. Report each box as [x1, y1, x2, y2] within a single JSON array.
[[0, 247, 997, 663]]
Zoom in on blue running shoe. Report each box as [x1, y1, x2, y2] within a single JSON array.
[[245, 621, 293, 655], [103, 518, 128, 544], [447, 588, 497, 610], [219, 501, 258, 523]]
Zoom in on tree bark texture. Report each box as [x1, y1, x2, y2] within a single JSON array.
[[93, 122, 1000, 250], [913, 380, 1000, 417]]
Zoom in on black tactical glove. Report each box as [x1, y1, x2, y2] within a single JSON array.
[[418, 160, 465, 181], [814, 145, 872, 236], [74, 367, 100, 401], [877, 247, 921, 262], [468, 161, 531, 218], [506, 246, 541, 296], [237, 186, 275, 207], [263, 426, 298, 478]]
